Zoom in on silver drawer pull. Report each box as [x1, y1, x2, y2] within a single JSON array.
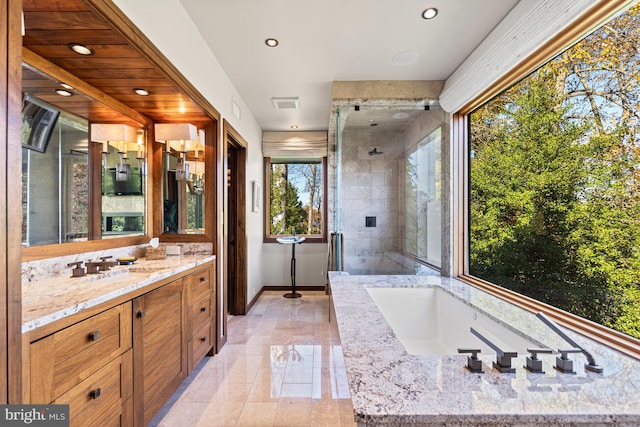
[[88, 331, 100, 342], [90, 388, 101, 399]]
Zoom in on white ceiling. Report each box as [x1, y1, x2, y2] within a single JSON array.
[[180, 0, 519, 132]]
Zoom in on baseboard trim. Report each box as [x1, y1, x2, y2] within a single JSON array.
[[261, 286, 326, 292]]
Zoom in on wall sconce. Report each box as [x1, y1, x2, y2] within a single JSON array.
[[155, 123, 201, 181], [90, 124, 139, 172], [154, 123, 199, 153]]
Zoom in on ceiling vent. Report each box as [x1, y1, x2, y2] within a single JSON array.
[[272, 97, 300, 110]]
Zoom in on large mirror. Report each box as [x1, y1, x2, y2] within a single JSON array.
[[152, 121, 215, 242], [21, 62, 147, 249], [155, 124, 206, 235]]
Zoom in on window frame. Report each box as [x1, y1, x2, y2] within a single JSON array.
[[453, 1, 640, 360], [263, 156, 328, 244]]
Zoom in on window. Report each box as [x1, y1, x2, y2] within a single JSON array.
[[468, 4, 640, 339], [265, 157, 326, 242]]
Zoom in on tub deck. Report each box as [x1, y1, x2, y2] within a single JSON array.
[[329, 273, 640, 426]]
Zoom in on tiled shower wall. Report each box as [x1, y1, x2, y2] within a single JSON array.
[[339, 128, 404, 270]]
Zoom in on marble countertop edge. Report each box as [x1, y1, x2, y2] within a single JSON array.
[[22, 254, 216, 334]]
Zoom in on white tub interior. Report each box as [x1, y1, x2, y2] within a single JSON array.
[[366, 287, 543, 356]]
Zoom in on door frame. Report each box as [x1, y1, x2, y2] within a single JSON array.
[[223, 121, 248, 320]]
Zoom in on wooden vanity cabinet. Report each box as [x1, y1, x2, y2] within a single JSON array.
[[132, 278, 186, 427], [28, 303, 133, 427], [24, 261, 216, 427], [186, 266, 214, 372], [132, 263, 215, 426]]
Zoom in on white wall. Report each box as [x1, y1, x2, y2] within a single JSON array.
[[113, 0, 266, 302]]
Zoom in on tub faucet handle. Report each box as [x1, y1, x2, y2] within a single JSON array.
[[458, 348, 484, 373], [525, 348, 553, 373], [555, 348, 582, 374]]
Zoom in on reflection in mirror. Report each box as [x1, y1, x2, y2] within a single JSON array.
[[155, 124, 205, 234], [22, 100, 89, 246], [21, 62, 147, 248], [93, 125, 146, 239]]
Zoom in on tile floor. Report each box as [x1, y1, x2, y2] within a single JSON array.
[[151, 291, 358, 427]]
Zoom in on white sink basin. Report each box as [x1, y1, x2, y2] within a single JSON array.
[[276, 236, 306, 244]]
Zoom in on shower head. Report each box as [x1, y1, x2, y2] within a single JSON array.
[[368, 148, 383, 155]]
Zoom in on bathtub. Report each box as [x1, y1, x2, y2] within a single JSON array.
[[329, 273, 640, 426], [365, 286, 542, 356]]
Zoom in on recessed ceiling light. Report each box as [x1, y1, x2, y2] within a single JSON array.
[[290, 125, 299, 129], [265, 38, 279, 47], [68, 43, 94, 56], [422, 7, 438, 19], [134, 88, 150, 96], [60, 83, 73, 90], [55, 89, 73, 97], [392, 50, 419, 66]]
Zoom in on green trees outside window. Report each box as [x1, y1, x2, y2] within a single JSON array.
[[469, 5, 640, 338], [268, 160, 323, 236]]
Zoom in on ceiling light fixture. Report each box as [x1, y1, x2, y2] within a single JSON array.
[[60, 83, 74, 90], [421, 7, 438, 19], [265, 38, 279, 47], [68, 43, 94, 56], [55, 89, 73, 97], [290, 125, 298, 130], [133, 88, 150, 96]]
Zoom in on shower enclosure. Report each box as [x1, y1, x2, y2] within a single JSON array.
[[329, 101, 447, 275]]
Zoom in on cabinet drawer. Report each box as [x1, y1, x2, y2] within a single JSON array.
[[189, 322, 212, 371], [187, 267, 211, 304], [30, 303, 132, 403], [190, 294, 212, 337], [54, 351, 133, 427]]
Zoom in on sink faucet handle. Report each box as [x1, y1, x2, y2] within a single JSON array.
[[85, 261, 100, 274], [458, 348, 484, 373], [555, 348, 582, 374], [99, 255, 113, 261], [525, 348, 554, 373], [67, 261, 85, 277]]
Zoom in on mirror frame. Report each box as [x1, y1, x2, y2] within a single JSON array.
[[151, 120, 217, 243], [21, 48, 153, 261]]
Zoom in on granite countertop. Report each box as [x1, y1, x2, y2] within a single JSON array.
[[329, 273, 640, 426], [22, 255, 216, 334]]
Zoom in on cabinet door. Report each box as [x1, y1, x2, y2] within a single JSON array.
[[133, 280, 186, 427]]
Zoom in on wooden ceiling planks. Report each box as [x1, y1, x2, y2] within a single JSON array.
[[21, 0, 212, 127]]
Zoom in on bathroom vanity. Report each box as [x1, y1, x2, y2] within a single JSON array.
[[329, 273, 640, 426], [21, 254, 215, 427]]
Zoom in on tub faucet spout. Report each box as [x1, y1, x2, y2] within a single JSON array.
[[536, 312, 603, 373], [470, 327, 518, 373]]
